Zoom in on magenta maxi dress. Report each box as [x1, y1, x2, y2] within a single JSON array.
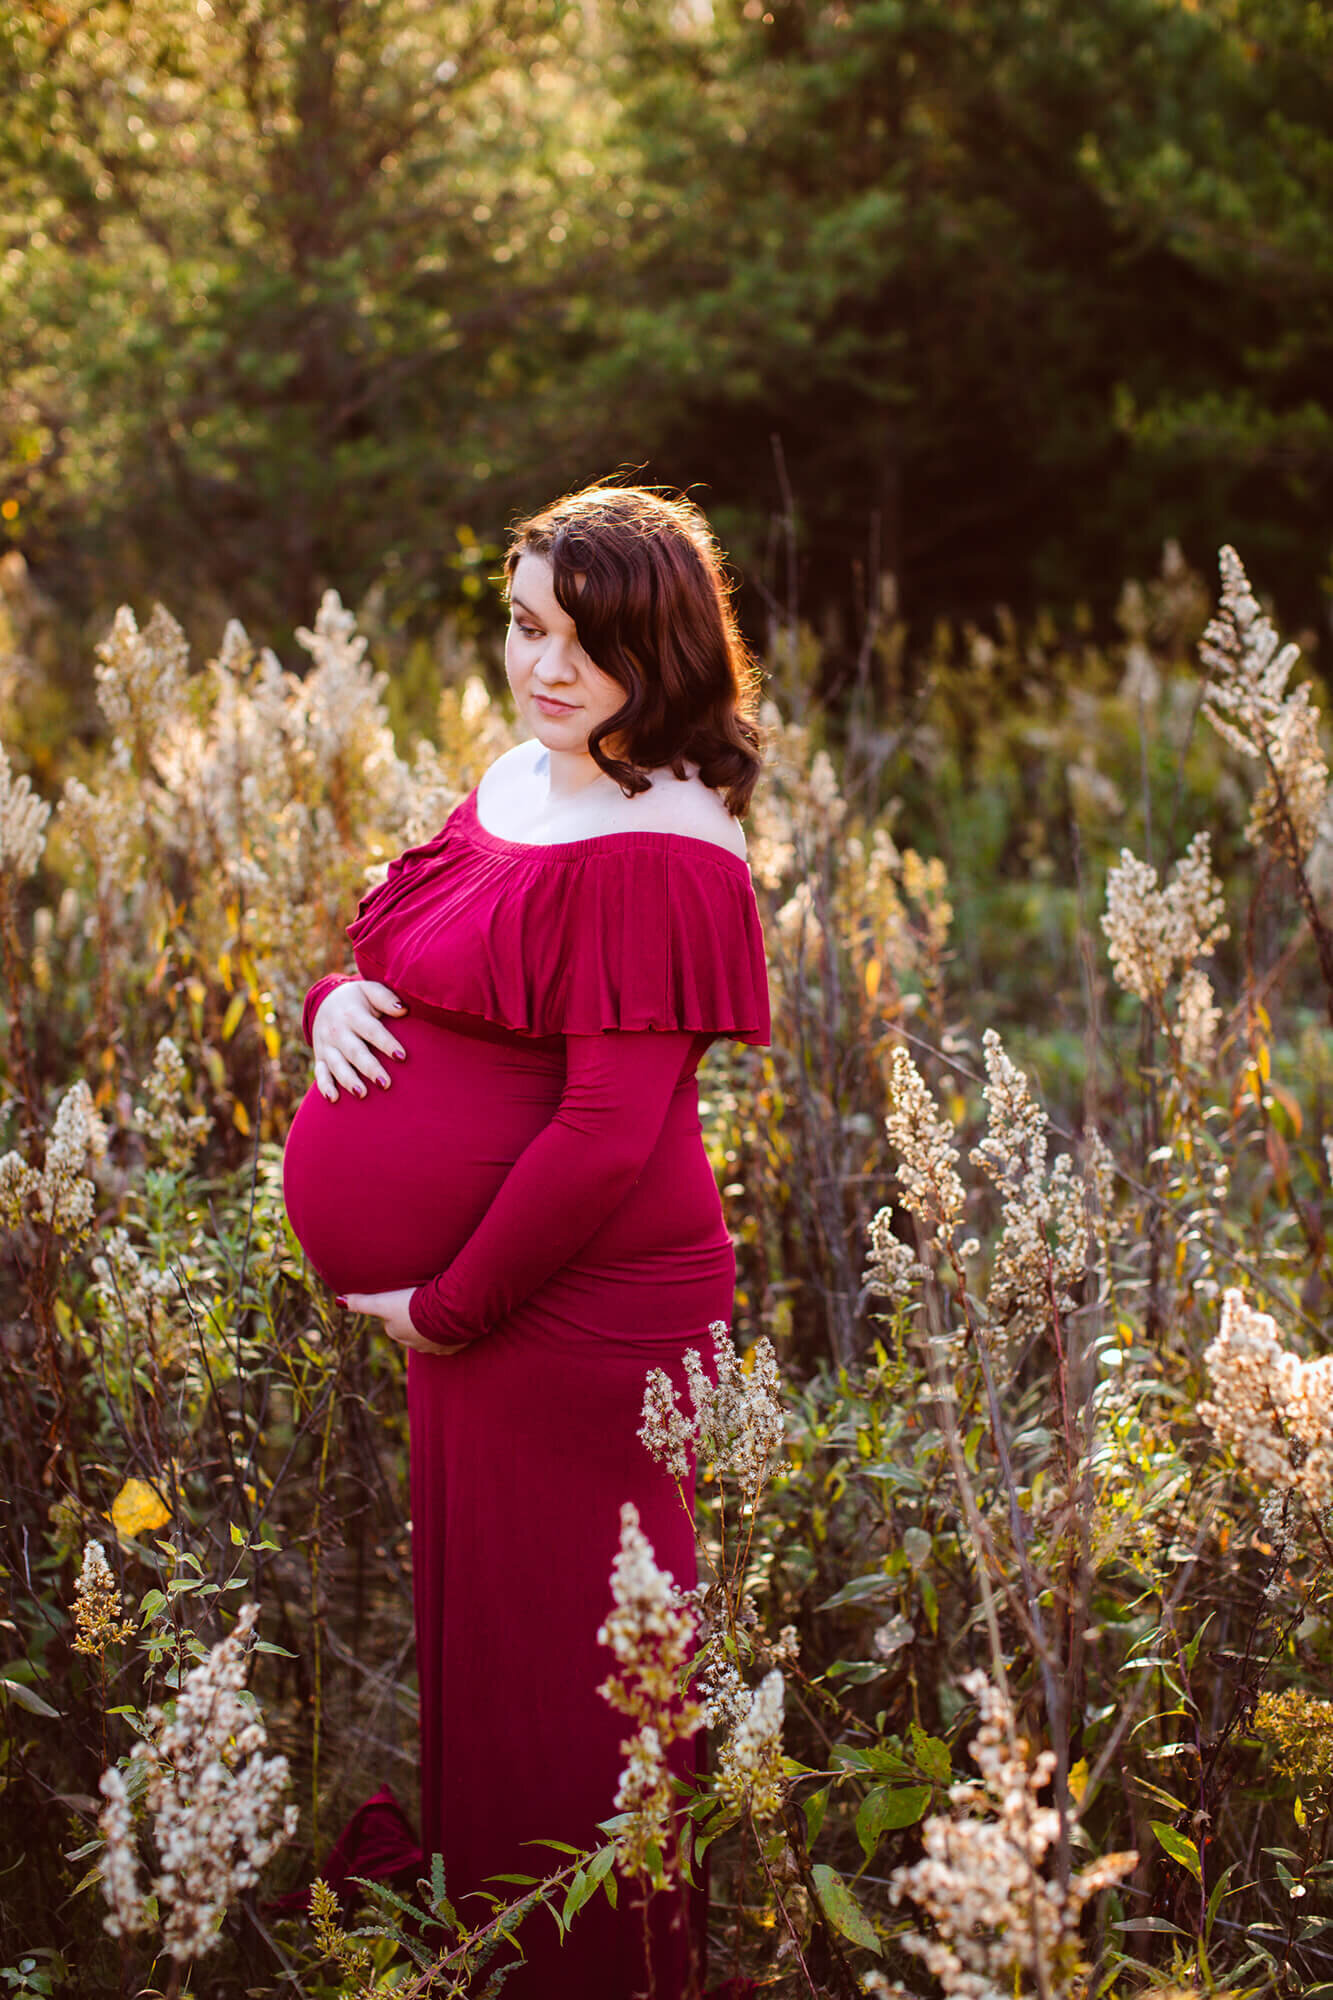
[[280, 782, 771, 1998]]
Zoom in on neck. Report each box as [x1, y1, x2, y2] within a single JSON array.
[[540, 743, 614, 801]]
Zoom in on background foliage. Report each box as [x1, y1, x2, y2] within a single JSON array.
[[2, 0, 1332, 669], [4, 539, 1333, 1996], [6, 1, 1333, 1992]]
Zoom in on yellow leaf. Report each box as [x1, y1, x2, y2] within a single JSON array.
[[1068, 1757, 1089, 1805], [217, 948, 232, 993], [865, 957, 882, 1002], [1258, 1041, 1271, 1082], [109, 1478, 172, 1539], [222, 992, 246, 1041], [233, 1099, 251, 1136], [1295, 1794, 1307, 1828], [262, 1021, 281, 1062]]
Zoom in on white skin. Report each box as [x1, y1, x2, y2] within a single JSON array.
[[332, 549, 624, 1353], [502, 548, 629, 802]]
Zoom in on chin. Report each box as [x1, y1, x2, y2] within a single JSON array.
[[532, 709, 588, 741]]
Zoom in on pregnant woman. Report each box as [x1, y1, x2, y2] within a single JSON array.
[[281, 482, 770, 1998]]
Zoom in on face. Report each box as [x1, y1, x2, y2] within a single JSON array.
[[504, 551, 626, 761]]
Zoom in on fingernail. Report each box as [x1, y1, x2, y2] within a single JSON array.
[[336, 1296, 348, 1308], [377, 1076, 390, 1089], [356, 1084, 366, 1097], [392, 1048, 407, 1061]]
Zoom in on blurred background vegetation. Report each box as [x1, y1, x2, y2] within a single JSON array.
[[2, 0, 1331, 760], [7, 6, 1333, 1985]]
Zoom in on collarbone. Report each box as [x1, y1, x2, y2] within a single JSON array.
[[490, 745, 744, 853]]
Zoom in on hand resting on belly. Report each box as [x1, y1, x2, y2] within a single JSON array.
[[312, 978, 408, 1101]]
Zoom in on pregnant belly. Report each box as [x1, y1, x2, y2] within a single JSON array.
[[282, 1013, 563, 1296]]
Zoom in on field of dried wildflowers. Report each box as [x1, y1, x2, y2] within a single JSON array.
[[2, 545, 1333, 1998]]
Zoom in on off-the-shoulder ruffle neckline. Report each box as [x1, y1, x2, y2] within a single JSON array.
[[462, 782, 753, 877]]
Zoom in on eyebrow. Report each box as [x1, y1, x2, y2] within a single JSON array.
[[509, 596, 543, 621]]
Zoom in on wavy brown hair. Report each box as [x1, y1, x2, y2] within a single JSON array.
[[503, 482, 765, 818]]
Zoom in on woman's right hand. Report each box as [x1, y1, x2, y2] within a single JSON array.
[[312, 980, 408, 1102]]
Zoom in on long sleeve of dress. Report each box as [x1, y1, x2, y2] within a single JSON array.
[[302, 973, 355, 1047], [407, 1028, 699, 1347]]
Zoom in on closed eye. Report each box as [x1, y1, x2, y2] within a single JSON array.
[[512, 617, 542, 640]]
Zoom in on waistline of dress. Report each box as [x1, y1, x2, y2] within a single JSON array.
[[391, 994, 565, 1050], [366, 984, 709, 1083]]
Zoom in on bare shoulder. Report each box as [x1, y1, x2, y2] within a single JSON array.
[[480, 741, 748, 858], [476, 737, 540, 810], [481, 738, 541, 789], [623, 766, 749, 860]]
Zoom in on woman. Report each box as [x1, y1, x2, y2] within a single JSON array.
[[281, 482, 770, 1998]]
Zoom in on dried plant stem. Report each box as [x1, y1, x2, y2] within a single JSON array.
[[0, 874, 38, 1132], [1261, 746, 1333, 1022]]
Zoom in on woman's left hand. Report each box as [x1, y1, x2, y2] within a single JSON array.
[[340, 1288, 469, 1356]]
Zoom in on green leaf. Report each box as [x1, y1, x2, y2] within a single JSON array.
[[811, 1864, 881, 1955], [348, 1922, 433, 1970], [587, 1843, 617, 1886], [138, 1590, 166, 1622], [229, 1521, 246, 1545], [0, 1677, 60, 1719], [426, 1850, 455, 1926], [1150, 1821, 1201, 1883], [1205, 1861, 1240, 1945], [909, 1720, 951, 1787], [561, 1867, 595, 1928], [856, 1785, 930, 1858], [1182, 1612, 1214, 1669], [1130, 1774, 1188, 1814], [803, 1784, 829, 1846], [817, 1572, 894, 1612], [346, 1875, 429, 1928]]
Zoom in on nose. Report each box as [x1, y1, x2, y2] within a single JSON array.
[[532, 636, 579, 688]]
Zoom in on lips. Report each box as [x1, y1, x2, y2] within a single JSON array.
[[535, 695, 577, 713]]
